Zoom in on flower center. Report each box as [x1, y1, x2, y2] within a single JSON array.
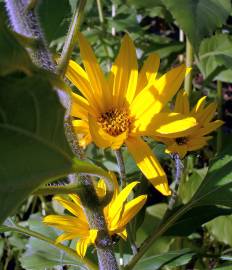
[[98, 108, 131, 136], [175, 137, 188, 145]]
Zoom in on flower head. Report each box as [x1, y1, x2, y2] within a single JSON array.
[[155, 91, 223, 158], [43, 173, 147, 258], [67, 33, 197, 195]]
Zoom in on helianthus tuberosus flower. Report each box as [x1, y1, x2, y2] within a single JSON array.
[[67, 32, 197, 195], [155, 91, 223, 158], [43, 173, 147, 258]]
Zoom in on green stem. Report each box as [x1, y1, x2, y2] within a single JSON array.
[[1, 224, 98, 270], [57, 0, 87, 76], [216, 80, 223, 153], [96, 0, 104, 24], [184, 38, 193, 97], [33, 183, 84, 196]]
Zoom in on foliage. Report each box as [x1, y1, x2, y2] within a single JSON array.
[[1, 0, 232, 269]]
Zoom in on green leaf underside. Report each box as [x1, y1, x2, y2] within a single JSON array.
[[0, 74, 73, 223]]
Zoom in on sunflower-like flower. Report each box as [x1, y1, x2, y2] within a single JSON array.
[[155, 91, 223, 158], [67, 33, 197, 195], [43, 174, 147, 258]]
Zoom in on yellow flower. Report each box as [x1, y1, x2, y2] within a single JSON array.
[[67, 32, 197, 195], [43, 173, 147, 258], [155, 91, 224, 158]]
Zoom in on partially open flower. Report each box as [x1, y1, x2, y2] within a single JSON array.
[[43, 173, 147, 258], [155, 90, 224, 158], [66, 33, 197, 195]]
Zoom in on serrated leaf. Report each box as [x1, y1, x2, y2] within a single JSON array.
[[162, 0, 231, 51]]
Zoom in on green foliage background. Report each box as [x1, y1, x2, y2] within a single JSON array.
[[1, 0, 232, 269]]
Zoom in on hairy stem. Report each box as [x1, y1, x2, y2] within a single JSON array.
[[5, 1, 118, 269], [168, 154, 183, 210], [33, 183, 84, 196]]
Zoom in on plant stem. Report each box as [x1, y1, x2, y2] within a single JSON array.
[[33, 183, 84, 196], [168, 154, 183, 210], [1, 224, 98, 270], [96, 0, 104, 24], [5, 2, 118, 269], [115, 149, 126, 188], [184, 38, 193, 97], [216, 80, 223, 153], [57, 0, 86, 76]]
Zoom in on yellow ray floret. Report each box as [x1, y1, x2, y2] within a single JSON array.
[[155, 90, 224, 158], [66, 32, 198, 196], [43, 173, 147, 258]]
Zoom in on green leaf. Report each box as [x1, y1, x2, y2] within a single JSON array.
[[0, 21, 35, 75], [134, 249, 196, 270], [0, 73, 73, 223], [38, 0, 71, 44], [191, 148, 232, 207], [179, 170, 205, 204], [19, 216, 86, 270], [162, 0, 231, 51], [198, 34, 232, 82], [206, 215, 232, 247], [166, 205, 232, 236]]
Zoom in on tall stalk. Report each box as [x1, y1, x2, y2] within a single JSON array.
[[216, 80, 223, 153], [184, 38, 193, 97], [5, 1, 118, 269]]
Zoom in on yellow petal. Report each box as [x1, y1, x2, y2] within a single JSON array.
[[198, 103, 217, 125], [109, 34, 138, 107], [117, 229, 127, 240], [71, 92, 97, 119], [76, 229, 98, 258], [77, 33, 109, 111], [197, 120, 223, 136], [119, 195, 147, 228], [191, 96, 207, 115], [166, 143, 188, 159], [55, 232, 78, 244], [174, 90, 190, 114], [72, 120, 92, 148], [126, 137, 171, 196], [136, 53, 160, 95], [43, 215, 87, 232], [66, 60, 101, 111], [133, 112, 197, 138], [187, 136, 208, 151], [109, 182, 140, 229], [88, 114, 127, 149], [130, 65, 190, 119], [54, 196, 87, 222]]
